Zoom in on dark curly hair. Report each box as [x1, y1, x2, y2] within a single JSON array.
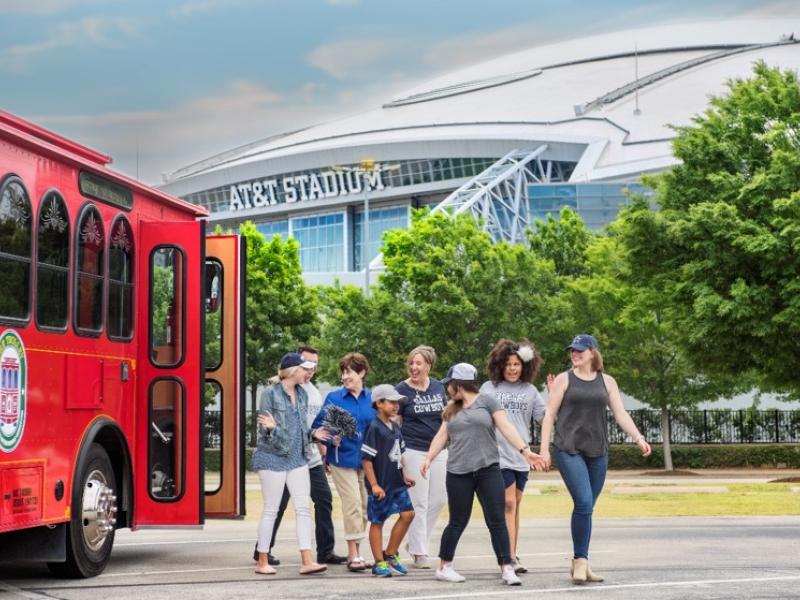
[[485, 338, 542, 385]]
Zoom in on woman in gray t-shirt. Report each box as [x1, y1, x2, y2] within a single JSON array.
[[480, 338, 546, 575], [420, 362, 546, 586]]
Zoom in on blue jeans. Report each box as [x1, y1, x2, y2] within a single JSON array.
[[555, 448, 608, 560], [438, 464, 511, 565]]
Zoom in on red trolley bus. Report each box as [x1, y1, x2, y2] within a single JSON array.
[[0, 110, 245, 577]]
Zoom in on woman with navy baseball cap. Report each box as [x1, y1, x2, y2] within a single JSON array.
[[539, 334, 651, 584]]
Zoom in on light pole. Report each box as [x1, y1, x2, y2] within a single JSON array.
[[333, 160, 398, 296]]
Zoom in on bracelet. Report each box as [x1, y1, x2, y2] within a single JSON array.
[[634, 435, 645, 444], [518, 445, 530, 454]]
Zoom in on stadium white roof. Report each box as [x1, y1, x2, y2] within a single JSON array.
[[164, 18, 800, 189]]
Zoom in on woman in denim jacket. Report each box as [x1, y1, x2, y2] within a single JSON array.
[[253, 352, 331, 576]]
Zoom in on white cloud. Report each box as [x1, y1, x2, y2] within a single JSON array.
[[169, 0, 253, 18], [0, 0, 101, 14], [422, 25, 548, 72], [306, 38, 406, 79], [30, 79, 353, 184], [0, 15, 142, 71]]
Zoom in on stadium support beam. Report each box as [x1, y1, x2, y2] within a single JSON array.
[[369, 144, 550, 271]]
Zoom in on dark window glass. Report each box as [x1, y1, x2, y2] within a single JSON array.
[[74, 205, 105, 334], [0, 176, 32, 321], [108, 216, 134, 340], [149, 378, 184, 501], [150, 247, 184, 367], [36, 191, 69, 329], [204, 260, 222, 371], [204, 380, 222, 494]]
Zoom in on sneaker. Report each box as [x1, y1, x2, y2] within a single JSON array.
[[502, 565, 522, 586], [513, 556, 528, 574], [435, 563, 466, 583], [411, 554, 431, 569], [385, 553, 408, 575], [372, 561, 393, 577]]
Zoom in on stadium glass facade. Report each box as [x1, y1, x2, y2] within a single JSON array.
[[187, 154, 643, 276]]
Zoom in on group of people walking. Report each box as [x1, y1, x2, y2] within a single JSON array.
[[251, 335, 651, 586]]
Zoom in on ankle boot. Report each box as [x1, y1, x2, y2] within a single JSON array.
[[571, 558, 587, 584], [586, 563, 604, 582]]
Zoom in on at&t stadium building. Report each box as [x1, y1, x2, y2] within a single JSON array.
[[160, 19, 800, 287]]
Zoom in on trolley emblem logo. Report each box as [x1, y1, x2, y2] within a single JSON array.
[[0, 329, 27, 453]]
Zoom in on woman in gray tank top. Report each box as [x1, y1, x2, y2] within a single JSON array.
[[539, 334, 651, 585]]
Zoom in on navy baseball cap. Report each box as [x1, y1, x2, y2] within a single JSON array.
[[565, 334, 598, 352], [279, 352, 317, 370]]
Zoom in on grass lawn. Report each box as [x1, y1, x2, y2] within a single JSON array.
[[241, 483, 800, 521]]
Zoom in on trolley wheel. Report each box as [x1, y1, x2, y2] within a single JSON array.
[[48, 444, 118, 578]]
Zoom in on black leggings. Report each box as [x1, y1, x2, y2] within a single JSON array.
[[438, 464, 511, 565]]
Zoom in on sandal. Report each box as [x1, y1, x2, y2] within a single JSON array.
[[347, 557, 368, 572]]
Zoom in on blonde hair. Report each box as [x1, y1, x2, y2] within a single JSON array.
[[590, 349, 604, 372], [278, 366, 300, 380], [407, 345, 436, 370]]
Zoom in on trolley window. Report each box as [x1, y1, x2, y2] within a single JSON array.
[[108, 215, 134, 340], [148, 378, 185, 501], [0, 175, 32, 323], [74, 204, 105, 335], [150, 246, 185, 367], [36, 190, 70, 331]]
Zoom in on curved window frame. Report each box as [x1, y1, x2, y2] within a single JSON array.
[[107, 214, 135, 342], [0, 174, 33, 326], [148, 245, 187, 369], [73, 202, 106, 337], [34, 189, 70, 333], [147, 376, 187, 503], [204, 259, 223, 372]]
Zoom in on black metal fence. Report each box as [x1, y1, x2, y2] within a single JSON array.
[[203, 409, 800, 449], [530, 409, 800, 445]]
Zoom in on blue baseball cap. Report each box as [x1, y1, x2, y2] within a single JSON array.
[[565, 334, 598, 352]]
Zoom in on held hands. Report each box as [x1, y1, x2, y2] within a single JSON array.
[[371, 484, 386, 500], [523, 448, 547, 472], [539, 449, 552, 471], [257, 411, 276, 431]]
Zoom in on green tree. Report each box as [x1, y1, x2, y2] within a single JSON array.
[[237, 222, 319, 424], [317, 210, 570, 384], [528, 206, 594, 278], [570, 216, 743, 469], [624, 62, 800, 395]]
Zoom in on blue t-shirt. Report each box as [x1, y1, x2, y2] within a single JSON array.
[[395, 379, 447, 452], [361, 417, 406, 494]]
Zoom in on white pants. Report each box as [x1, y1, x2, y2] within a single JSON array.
[[404, 448, 448, 556], [257, 465, 312, 552]]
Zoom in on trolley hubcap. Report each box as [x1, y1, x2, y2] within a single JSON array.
[[81, 469, 118, 551]]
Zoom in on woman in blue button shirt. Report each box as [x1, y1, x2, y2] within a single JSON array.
[[311, 352, 375, 572]]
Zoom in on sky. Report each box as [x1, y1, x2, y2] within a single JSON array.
[[1, 0, 797, 185]]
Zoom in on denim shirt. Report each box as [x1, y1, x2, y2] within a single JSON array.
[[255, 382, 312, 459]]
